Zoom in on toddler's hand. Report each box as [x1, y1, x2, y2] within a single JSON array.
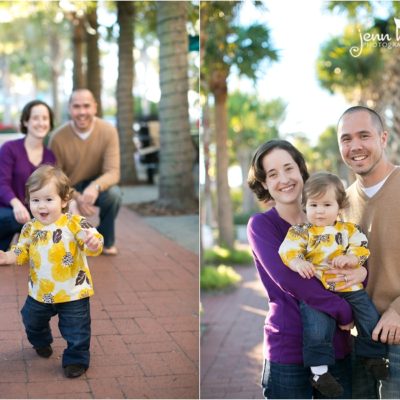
[[84, 231, 101, 251], [294, 259, 315, 279], [331, 255, 358, 269], [0, 251, 8, 265], [0, 250, 15, 265], [78, 230, 100, 251]]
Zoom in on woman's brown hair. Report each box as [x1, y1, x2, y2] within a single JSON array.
[[247, 139, 309, 202]]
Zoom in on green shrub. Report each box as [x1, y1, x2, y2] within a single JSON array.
[[203, 245, 253, 265], [201, 265, 242, 291], [233, 212, 255, 225]]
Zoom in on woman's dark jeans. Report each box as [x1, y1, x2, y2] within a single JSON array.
[[261, 356, 352, 399], [21, 296, 91, 368], [0, 207, 22, 251]]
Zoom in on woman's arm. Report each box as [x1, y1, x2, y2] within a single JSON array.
[[0, 142, 18, 206], [247, 213, 353, 325]]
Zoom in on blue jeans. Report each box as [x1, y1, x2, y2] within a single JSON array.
[[21, 296, 91, 368], [261, 356, 352, 399], [0, 207, 23, 251], [300, 290, 386, 367], [74, 179, 122, 248], [352, 343, 400, 399]]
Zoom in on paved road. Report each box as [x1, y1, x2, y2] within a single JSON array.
[[201, 267, 267, 399], [0, 207, 199, 399]]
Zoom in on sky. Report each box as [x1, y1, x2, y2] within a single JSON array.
[[229, 0, 352, 145]]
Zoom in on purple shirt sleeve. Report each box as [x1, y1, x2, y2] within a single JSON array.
[[247, 211, 353, 325], [0, 139, 56, 207]]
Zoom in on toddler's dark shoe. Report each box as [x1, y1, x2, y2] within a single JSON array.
[[310, 371, 344, 398], [64, 364, 87, 378], [363, 357, 389, 380], [34, 345, 53, 358]]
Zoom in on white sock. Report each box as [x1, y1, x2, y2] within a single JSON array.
[[311, 365, 328, 378]]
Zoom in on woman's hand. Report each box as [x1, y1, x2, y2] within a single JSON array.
[[326, 265, 367, 290], [11, 199, 30, 224]]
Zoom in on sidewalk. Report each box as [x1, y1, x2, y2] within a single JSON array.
[[200, 267, 266, 399], [0, 193, 199, 398], [121, 185, 199, 255]]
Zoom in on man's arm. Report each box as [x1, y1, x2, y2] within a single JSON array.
[[93, 123, 120, 191]]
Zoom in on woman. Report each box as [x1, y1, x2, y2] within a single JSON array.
[[247, 139, 367, 399], [0, 100, 56, 251]]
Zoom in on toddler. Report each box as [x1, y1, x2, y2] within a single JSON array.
[[0, 165, 103, 378], [279, 171, 388, 397]]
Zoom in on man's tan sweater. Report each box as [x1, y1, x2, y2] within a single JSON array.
[[344, 167, 400, 315], [49, 118, 120, 191]]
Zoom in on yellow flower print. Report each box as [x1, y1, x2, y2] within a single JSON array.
[[55, 214, 69, 228], [287, 225, 309, 241], [306, 248, 326, 265], [29, 267, 38, 288], [53, 290, 71, 303], [31, 230, 50, 246], [309, 234, 334, 249], [20, 223, 32, 239], [49, 241, 74, 282], [29, 248, 41, 270], [281, 249, 304, 265], [37, 279, 55, 303], [78, 288, 91, 299]]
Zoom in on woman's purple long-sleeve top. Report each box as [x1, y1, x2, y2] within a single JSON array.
[[247, 207, 353, 364], [0, 138, 56, 207]]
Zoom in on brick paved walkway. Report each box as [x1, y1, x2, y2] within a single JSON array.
[[200, 267, 267, 399], [0, 207, 199, 399]]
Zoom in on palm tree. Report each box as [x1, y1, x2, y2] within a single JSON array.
[[201, 2, 278, 248], [86, 2, 103, 116], [155, 1, 197, 210], [116, 1, 137, 184]]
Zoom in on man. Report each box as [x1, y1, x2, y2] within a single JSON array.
[[337, 105, 400, 399], [50, 89, 122, 255]]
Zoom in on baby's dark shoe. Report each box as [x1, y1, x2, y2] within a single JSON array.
[[64, 364, 87, 378], [310, 371, 344, 398], [34, 345, 53, 358], [363, 357, 389, 380]]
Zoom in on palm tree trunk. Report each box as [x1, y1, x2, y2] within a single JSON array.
[[116, 1, 137, 184], [210, 70, 234, 248], [86, 4, 102, 117], [72, 12, 86, 89], [156, 1, 196, 210]]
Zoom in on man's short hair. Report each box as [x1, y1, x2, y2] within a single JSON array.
[[338, 105, 384, 133]]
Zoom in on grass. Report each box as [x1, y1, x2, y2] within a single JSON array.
[[200, 265, 242, 291], [203, 245, 253, 266]]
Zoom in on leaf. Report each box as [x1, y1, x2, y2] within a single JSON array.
[[75, 270, 86, 286], [53, 229, 62, 243], [80, 219, 93, 229]]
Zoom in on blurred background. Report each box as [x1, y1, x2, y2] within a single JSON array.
[[0, 0, 199, 213], [200, 1, 400, 398]]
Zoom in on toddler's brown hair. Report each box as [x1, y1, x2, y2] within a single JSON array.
[[26, 165, 74, 213]]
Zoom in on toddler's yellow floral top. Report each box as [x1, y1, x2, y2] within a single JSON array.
[[279, 221, 370, 292], [13, 213, 103, 304]]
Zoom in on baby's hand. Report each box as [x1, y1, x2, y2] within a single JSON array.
[[0, 250, 15, 265], [78, 230, 101, 251], [0, 251, 8, 265], [331, 255, 358, 269], [339, 321, 354, 331], [293, 259, 315, 279]]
